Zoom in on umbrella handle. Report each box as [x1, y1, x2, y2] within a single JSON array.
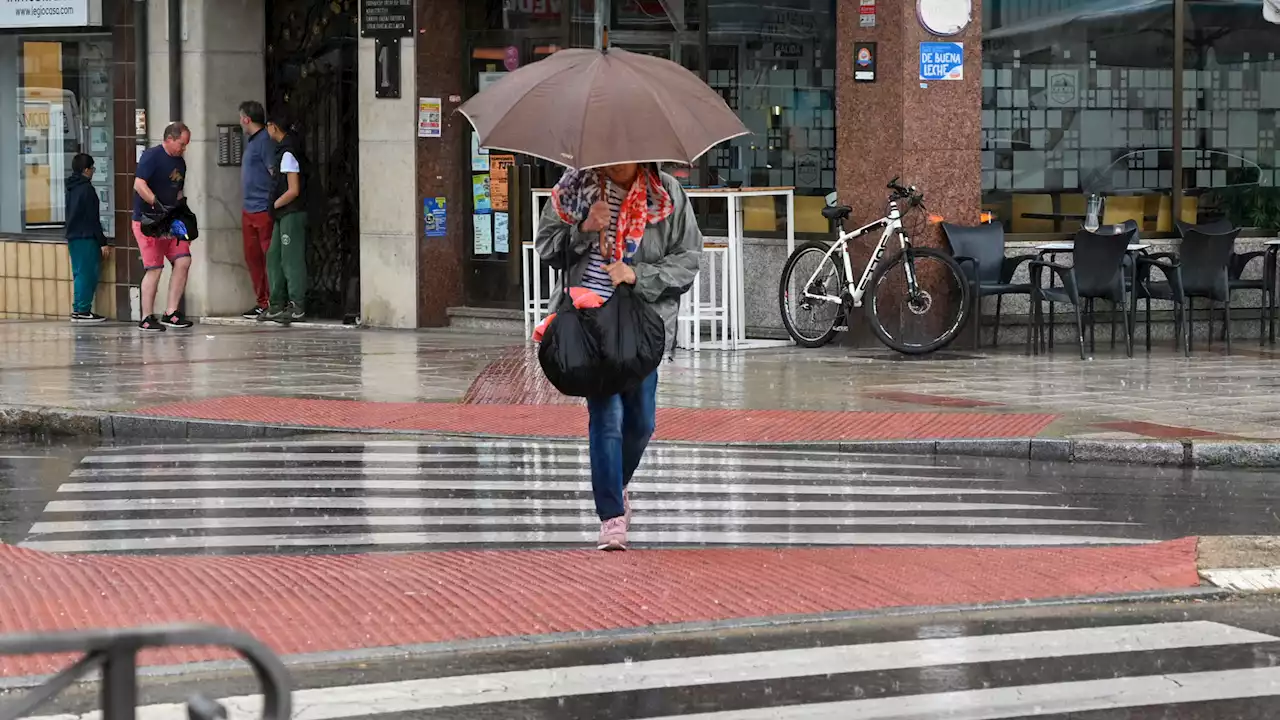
[[598, 172, 611, 261]]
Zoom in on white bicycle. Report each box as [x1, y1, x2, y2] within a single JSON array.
[[778, 179, 971, 353]]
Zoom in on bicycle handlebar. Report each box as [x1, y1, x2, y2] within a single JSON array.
[[885, 177, 924, 207]]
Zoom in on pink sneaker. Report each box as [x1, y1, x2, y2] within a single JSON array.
[[597, 516, 628, 551]]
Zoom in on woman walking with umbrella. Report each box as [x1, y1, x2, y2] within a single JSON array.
[[460, 41, 747, 550], [538, 163, 700, 550]]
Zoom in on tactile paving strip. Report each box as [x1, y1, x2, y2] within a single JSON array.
[[136, 396, 1058, 441], [0, 539, 1198, 676]]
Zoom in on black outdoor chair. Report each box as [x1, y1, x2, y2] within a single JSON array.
[[942, 222, 1035, 348], [1178, 219, 1273, 346], [1131, 249, 1189, 355], [1174, 223, 1241, 353], [1028, 227, 1138, 359]]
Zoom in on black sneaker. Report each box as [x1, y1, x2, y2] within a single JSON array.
[[159, 311, 193, 329], [138, 315, 166, 332], [261, 306, 286, 322], [70, 312, 107, 324], [286, 303, 305, 322], [272, 302, 302, 325], [241, 306, 265, 320]]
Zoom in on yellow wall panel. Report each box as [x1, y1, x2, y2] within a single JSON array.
[[4, 276, 16, 312], [17, 278, 32, 314], [54, 245, 70, 279], [42, 279, 58, 317], [0, 278, 6, 312], [0, 243, 7, 276], [55, 280, 70, 316], [31, 280, 45, 315], [41, 243, 56, 279], [2, 243, 15, 277], [16, 243, 30, 278], [29, 243, 44, 279], [95, 282, 114, 316]]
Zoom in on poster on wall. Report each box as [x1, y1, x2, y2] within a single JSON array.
[[89, 127, 109, 153], [470, 133, 489, 171], [424, 196, 446, 237], [494, 212, 509, 253], [473, 213, 493, 255], [489, 155, 515, 212], [87, 97, 108, 124], [472, 174, 491, 213], [418, 97, 441, 138]]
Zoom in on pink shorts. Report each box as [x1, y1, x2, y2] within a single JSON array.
[[133, 220, 192, 270]]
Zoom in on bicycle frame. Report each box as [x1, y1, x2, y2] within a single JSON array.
[[801, 201, 911, 308]]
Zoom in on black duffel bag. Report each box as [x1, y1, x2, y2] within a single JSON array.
[[538, 283, 665, 398], [594, 283, 665, 395], [538, 298, 608, 398]]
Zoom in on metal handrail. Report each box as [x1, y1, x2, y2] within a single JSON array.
[[0, 624, 292, 720]]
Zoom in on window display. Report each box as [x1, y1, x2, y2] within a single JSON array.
[[6, 35, 113, 236]]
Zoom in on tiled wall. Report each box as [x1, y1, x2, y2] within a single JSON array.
[[0, 240, 117, 319]]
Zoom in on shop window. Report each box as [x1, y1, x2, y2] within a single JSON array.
[[0, 35, 113, 238], [700, 0, 836, 238], [981, 0, 1175, 235], [1182, 3, 1275, 226]]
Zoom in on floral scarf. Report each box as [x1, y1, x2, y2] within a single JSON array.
[[550, 167, 674, 262]]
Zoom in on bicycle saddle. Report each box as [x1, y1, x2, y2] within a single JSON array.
[[821, 205, 852, 221]]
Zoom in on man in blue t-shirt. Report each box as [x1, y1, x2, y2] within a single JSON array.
[[132, 121, 192, 332]]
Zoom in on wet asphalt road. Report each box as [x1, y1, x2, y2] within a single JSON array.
[[2, 436, 1280, 553], [13, 595, 1280, 719]]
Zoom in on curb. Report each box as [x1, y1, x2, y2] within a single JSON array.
[[0, 586, 1228, 689], [3, 403, 1279, 468]]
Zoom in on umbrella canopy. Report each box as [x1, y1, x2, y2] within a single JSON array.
[[457, 47, 749, 170]]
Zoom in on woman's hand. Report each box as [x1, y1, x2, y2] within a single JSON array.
[[604, 261, 636, 286], [580, 200, 611, 233]]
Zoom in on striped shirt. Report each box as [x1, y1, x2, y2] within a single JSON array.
[[579, 181, 629, 300]]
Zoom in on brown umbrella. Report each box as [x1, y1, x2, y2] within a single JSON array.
[[458, 47, 749, 170]]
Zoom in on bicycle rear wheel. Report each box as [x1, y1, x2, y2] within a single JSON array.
[[866, 247, 970, 354], [779, 241, 846, 348]]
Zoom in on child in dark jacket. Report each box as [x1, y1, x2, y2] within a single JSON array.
[[65, 153, 110, 322]]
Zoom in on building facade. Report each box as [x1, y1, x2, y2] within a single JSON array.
[[4, 0, 1270, 329]]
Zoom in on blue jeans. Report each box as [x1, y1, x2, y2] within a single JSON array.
[[586, 370, 658, 521]]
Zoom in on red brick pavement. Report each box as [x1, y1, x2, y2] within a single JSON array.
[[0, 539, 1198, 676], [136, 395, 1057, 442]]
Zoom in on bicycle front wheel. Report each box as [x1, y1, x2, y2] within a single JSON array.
[[866, 247, 970, 355]]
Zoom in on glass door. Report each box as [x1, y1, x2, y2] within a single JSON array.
[[465, 34, 566, 308]]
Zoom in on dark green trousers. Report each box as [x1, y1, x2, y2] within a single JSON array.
[[67, 238, 101, 314], [267, 211, 307, 311]]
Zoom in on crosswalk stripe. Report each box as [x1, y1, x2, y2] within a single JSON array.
[[69, 467, 1000, 483], [84, 439, 927, 461], [26, 514, 1133, 535], [41, 497, 1082, 513], [78, 452, 939, 470], [640, 668, 1280, 720], [29, 439, 1138, 552], [21, 621, 1277, 720], [18, 530, 1152, 553], [54, 479, 1045, 496]]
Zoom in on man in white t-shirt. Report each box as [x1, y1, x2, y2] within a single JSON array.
[[262, 109, 308, 324]]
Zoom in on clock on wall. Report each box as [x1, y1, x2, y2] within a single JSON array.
[[917, 0, 972, 36]]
